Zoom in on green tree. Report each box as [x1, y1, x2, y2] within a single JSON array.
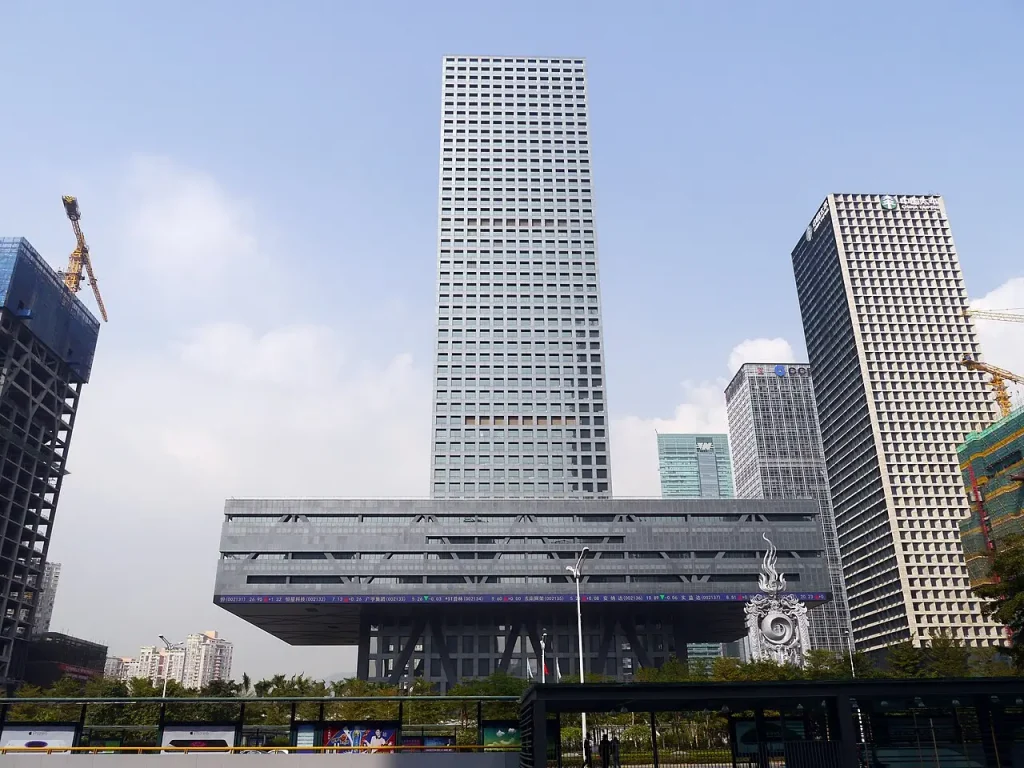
[[922, 632, 970, 678], [804, 650, 850, 680], [709, 657, 745, 682], [969, 646, 1017, 677], [974, 535, 1024, 668], [740, 659, 804, 681], [885, 642, 923, 678], [634, 657, 690, 683]]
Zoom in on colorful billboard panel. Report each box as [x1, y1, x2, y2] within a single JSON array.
[[323, 725, 398, 753]]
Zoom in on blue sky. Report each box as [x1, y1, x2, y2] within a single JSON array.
[[0, 1, 1021, 679]]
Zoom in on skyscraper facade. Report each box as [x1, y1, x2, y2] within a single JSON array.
[[31, 562, 62, 637], [657, 433, 734, 499], [791, 193, 1003, 652], [430, 55, 611, 500], [725, 363, 852, 653], [0, 239, 100, 685]]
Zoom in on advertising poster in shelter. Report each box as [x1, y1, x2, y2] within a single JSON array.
[[161, 727, 237, 752], [425, 735, 455, 752], [323, 724, 398, 752], [0, 726, 77, 749], [482, 722, 521, 750]]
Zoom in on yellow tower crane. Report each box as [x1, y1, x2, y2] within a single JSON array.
[[959, 357, 1024, 419], [60, 195, 108, 322], [964, 308, 1024, 323]]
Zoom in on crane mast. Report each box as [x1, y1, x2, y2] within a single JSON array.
[[60, 195, 108, 322]]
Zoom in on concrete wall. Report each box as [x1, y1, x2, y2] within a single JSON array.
[[0, 755, 519, 768]]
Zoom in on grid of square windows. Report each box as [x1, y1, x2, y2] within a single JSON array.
[[793, 193, 1003, 651], [431, 56, 611, 499], [725, 364, 854, 656]]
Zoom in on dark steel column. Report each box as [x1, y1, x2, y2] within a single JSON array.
[[387, 616, 427, 684], [833, 695, 859, 768]]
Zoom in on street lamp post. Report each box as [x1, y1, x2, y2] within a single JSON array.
[[843, 628, 857, 679], [566, 547, 590, 742], [540, 631, 547, 684], [158, 635, 182, 698], [844, 629, 868, 754]]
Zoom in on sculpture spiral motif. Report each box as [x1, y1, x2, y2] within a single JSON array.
[[760, 610, 795, 646]]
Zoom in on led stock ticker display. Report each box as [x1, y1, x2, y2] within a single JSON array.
[[219, 592, 830, 606]]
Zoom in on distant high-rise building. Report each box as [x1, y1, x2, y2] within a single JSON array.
[[0, 239, 100, 685], [430, 55, 611, 500], [657, 434, 734, 498], [791, 193, 1003, 651], [725, 363, 853, 654], [183, 631, 233, 689], [32, 562, 62, 637], [657, 433, 735, 660], [108, 632, 233, 689], [103, 656, 134, 681]]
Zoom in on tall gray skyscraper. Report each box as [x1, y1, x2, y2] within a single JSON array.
[[791, 194, 1002, 652], [430, 55, 611, 500], [725, 364, 852, 654]]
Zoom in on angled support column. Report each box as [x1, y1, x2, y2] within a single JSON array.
[[426, 614, 458, 685], [497, 620, 523, 673], [594, 616, 616, 678], [621, 616, 652, 669], [386, 616, 427, 684]]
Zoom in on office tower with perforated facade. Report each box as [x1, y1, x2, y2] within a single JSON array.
[[725, 363, 852, 654], [431, 55, 611, 500], [791, 194, 1003, 652]]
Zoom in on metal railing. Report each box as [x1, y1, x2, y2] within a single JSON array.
[[0, 694, 521, 754]]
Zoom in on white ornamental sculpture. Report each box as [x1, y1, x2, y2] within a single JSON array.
[[745, 533, 811, 666]]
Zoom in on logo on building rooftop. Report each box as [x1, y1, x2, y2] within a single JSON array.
[[880, 195, 898, 211], [774, 365, 786, 377]]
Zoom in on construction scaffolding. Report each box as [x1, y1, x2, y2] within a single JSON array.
[[958, 408, 1024, 587]]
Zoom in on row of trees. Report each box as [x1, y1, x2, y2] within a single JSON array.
[[5, 536, 1021, 731]]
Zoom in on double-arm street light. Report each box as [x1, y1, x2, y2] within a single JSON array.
[[158, 635, 184, 698], [565, 547, 590, 740]]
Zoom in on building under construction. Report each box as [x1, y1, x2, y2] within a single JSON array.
[[0, 237, 100, 687], [958, 408, 1024, 588]]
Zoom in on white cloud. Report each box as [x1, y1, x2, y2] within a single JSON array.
[[122, 155, 259, 291], [727, 337, 796, 373], [47, 158, 430, 681], [611, 337, 797, 497]]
